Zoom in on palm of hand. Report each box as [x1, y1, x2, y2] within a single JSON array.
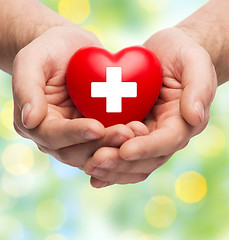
[[86, 28, 217, 188], [143, 28, 214, 143], [144, 57, 194, 152], [13, 26, 107, 158], [38, 26, 102, 122], [119, 27, 217, 165], [14, 26, 138, 173], [43, 62, 82, 123]]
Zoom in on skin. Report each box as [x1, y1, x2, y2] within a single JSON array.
[[84, 28, 217, 188], [1, 0, 228, 188], [0, 0, 148, 176], [84, 0, 229, 188], [13, 26, 145, 170]]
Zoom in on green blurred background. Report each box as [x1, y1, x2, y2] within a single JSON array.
[[1, 0, 229, 239]]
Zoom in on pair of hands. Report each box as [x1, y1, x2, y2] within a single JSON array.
[[12, 25, 217, 188]]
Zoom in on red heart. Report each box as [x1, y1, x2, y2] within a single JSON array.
[[66, 46, 162, 127]]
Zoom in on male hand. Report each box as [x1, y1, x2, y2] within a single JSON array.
[[84, 27, 217, 188], [13, 26, 138, 170]]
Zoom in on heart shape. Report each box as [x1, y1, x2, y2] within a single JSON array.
[[66, 46, 162, 127]]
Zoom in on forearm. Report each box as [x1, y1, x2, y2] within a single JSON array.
[[177, 0, 229, 85], [0, 0, 73, 74]]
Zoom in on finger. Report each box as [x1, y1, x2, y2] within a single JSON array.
[[38, 124, 134, 168], [13, 49, 48, 129], [126, 121, 149, 136], [84, 148, 120, 174], [15, 106, 105, 150], [84, 147, 171, 174], [33, 117, 105, 149], [97, 124, 134, 148], [179, 46, 217, 126], [90, 172, 149, 188], [120, 118, 192, 160]]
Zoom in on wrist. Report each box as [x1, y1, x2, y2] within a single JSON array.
[[0, 0, 74, 74], [16, 3, 74, 55], [176, 22, 224, 85], [175, 0, 229, 85]]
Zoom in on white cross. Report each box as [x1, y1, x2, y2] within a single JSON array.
[[91, 67, 137, 113]]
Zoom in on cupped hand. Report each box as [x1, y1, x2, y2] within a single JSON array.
[[12, 26, 137, 169], [84, 27, 217, 188]]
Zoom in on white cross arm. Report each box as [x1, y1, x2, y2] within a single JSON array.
[[91, 67, 137, 113]]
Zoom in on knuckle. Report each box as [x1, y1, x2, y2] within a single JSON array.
[[87, 31, 100, 45], [179, 140, 190, 150], [169, 127, 188, 151], [114, 124, 126, 132], [80, 28, 101, 46], [202, 83, 215, 105], [13, 49, 28, 70], [176, 134, 186, 151], [13, 84, 22, 99], [13, 51, 22, 67], [93, 156, 105, 167]]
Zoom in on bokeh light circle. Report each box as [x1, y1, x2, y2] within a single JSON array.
[[119, 230, 143, 240], [2, 172, 34, 198], [139, 235, 162, 240], [119, 230, 162, 240], [0, 100, 14, 131], [82, 24, 104, 42], [216, 227, 229, 240], [80, 186, 113, 213], [144, 195, 177, 228], [59, 0, 90, 24], [44, 234, 68, 240], [138, 0, 170, 12], [0, 216, 24, 240], [0, 100, 19, 140], [194, 124, 225, 158], [0, 185, 17, 210], [175, 171, 207, 203], [119, 232, 162, 240], [2, 143, 34, 176], [36, 199, 67, 230], [32, 148, 50, 176], [148, 171, 176, 196]]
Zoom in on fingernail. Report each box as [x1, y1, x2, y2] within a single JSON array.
[[21, 103, 32, 128], [83, 130, 100, 140], [93, 181, 109, 188], [194, 101, 204, 122], [90, 168, 106, 177]]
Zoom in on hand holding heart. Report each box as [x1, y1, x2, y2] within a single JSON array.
[[83, 28, 217, 188], [66, 46, 162, 127], [12, 26, 217, 188], [13, 26, 145, 171]]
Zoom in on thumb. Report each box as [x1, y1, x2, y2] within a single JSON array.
[[13, 52, 48, 129], [180, 49, 217, 126]]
